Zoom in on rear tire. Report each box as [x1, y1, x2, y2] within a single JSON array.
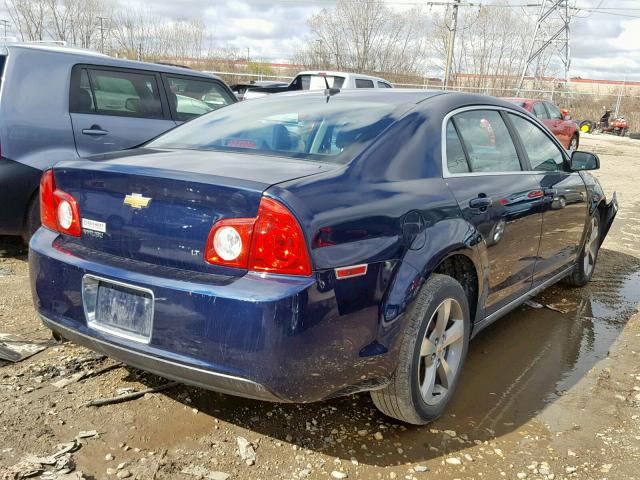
[[371, 274, 470, 425], [21, 195, 40, 244], [579, 121, 593, 133], [565, 213, 600, 287]]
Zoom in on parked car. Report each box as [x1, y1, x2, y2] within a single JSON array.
[[29, 90, 617, 424], [0, 43, 236, 240], [502, 97, 579, 150], [230, 80, 290, 100], [237, 70, 394, 100]]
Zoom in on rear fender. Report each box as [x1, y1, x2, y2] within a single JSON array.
[[376, 218, 487, 362]]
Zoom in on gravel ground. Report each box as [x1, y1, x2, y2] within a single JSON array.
[[1, 134, 639, 480]]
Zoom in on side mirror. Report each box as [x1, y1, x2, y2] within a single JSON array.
[[560, 108, 571, 120], [570, 151, 600, 171]]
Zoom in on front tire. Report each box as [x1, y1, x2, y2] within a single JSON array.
[[565, 213, 600, 287], [569, 135, 579, 151], [371, 274, 470, 425]]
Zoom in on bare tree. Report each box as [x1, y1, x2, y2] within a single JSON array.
[[295, 0, 428, 75], [6, 0, 48, 41]]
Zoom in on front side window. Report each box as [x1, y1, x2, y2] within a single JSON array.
[[165, 76, 233, 121], [509, 114, 566, 172], [545, 102, 563, 120], [148, 95, 402, 164], [532, 102, 548, 119], [451, 110, 521, 173], [377, 81, 392, 88], [355, 79, 374, 88], [88, 69, 163, 118]]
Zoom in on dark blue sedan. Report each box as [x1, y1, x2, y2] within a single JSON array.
[[29, 90, 617, 424]]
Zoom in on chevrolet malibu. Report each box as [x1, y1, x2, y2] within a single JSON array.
[[29, 90, 617, 424]]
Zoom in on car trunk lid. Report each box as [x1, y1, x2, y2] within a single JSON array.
[[52, 148, 333, 274]]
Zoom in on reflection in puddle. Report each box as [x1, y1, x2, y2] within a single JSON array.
[[155, 249, 640, 467]]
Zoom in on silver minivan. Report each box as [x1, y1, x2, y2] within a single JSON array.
[[0, 43, 236, 239]]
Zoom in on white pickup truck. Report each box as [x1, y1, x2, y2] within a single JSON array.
[[236, 71, 393, 100]]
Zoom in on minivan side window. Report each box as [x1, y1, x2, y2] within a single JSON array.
[[165, 76, 234, 121], [69, 69, 96, 113], [87, 69, 164, 119], [451, 110, 521, 173], [355, 79, 374, 88], [532, 102, 548, 119], [509, 114, 566, 172]]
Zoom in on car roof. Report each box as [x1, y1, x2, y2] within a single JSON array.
[[0, 43, 221, 80], [273, 89, 529, 109]]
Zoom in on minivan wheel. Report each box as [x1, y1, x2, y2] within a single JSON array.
[[371, 273, 470, 425], [565, 213, 600, 287]]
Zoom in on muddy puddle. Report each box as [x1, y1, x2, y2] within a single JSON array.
[[111, 247, 638, 468]]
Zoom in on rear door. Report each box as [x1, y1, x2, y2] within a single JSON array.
[[161, 74, 235, 123], [443, 108, 543, 315], [507, 113, 588, 286], [69, 65, 175, 156]]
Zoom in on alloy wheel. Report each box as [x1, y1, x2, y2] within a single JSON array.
[[583, 216, 599, 277], [418, 298, 465, 406]]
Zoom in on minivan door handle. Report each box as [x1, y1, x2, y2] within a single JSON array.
[[82, 125, 109, 136], [469, 197, 493, 210]]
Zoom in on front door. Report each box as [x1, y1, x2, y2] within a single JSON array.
[[507, 113, 588, 286], [69, 66, 176, 157], [443, 109, 543, 315]]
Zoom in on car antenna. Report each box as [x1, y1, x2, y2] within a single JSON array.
[[323, 76, 340, 102]]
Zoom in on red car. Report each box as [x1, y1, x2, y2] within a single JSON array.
[[502, 98, 579, 150]]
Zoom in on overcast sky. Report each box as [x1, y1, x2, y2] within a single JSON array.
[[4, 0, 640, 81], [160, 0, 640, 81]]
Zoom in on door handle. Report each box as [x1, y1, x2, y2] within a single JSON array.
[[82, 125, 108, 136], [469, 197, 493, 209]]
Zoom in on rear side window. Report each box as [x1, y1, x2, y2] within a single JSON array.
[[545, 102, 562, 120], [445, 122, 469, 173], [165, 76, 233, 121], [69, 68, 96, 113], [509, 114, 565, 172], [377, 81, 392, 88], [451, 110, 521, 173], [532, 103, 548, 119], [355, 79, 374, 89], [87, 69, 163, 118]]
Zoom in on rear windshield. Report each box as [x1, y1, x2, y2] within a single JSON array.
[[148, 94, 403, 164], [298, 75, 345, 90]]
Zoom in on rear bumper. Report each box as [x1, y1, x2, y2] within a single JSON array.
[[41, 314, 279, 401], [29, 228, 394, 402]]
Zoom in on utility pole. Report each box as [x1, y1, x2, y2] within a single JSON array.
[[0, 19, 9, 39], [97, 16, 109, 54], [246, 47, 250, 63], [443, 0, 460, 90]]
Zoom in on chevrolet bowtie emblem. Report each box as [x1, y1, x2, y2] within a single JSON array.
[[124, 193, 152, 209]]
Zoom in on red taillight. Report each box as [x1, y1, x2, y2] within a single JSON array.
[[205, 197, 312, 276], [39, 170, 82, 237]]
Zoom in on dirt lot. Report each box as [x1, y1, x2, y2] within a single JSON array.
[[1, 134, 639, 480]]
